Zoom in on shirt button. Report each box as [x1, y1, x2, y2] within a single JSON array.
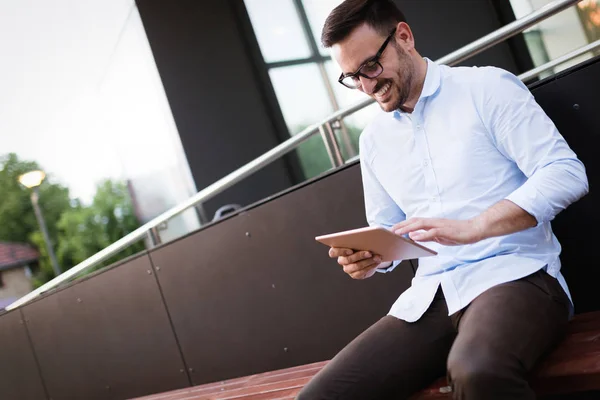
[[423, 160, 429, 166], [416, 124, 421, 130], [431, 197, 438, 202]]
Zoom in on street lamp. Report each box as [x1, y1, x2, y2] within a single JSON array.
[[18, 170, 62, 277]]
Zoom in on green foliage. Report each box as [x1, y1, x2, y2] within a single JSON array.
[[0, 153, 71, 284], [345, 125, 362, 155], [291, 123, 362, 180], [1, 153, 144, 288], [55, 180, 145, 277], [295, 134, 332, 180], [0, 153, 69, 244], [30, 231, 55, 288]]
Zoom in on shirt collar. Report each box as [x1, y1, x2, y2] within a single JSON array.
[[393, 57, 441, 119]]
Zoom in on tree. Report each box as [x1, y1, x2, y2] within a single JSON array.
[[1, 153, 145, 288], [292, 123, 362, 180], [0, 153, 71, 274], [54, 180, 145, 277]]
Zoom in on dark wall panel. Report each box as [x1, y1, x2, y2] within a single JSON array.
[[136, 0, 528, 220], [0, 56, 596, 399], [529, 57, 600, 314], [396, 0, 523, 73], [22, 254, 189, 400], [150, 164, 414, 385], [0, 309, 47, 400], [136, 0, 297, 217]]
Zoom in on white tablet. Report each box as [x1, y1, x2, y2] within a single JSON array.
[[315, 226, 437, 262]]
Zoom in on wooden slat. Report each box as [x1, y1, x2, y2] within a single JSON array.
[[133, 312, 600, 400], [176, 364, 325, 399], [131, 363, 326, 400], [134, 384, 304, 400], [533, 373, 600, 397], [197, 376, 310, 399], [213, 385, 304, 400], [566, 312, 600, 333], [408, 378, 450, 400]]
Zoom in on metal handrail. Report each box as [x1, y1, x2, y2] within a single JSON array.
[[6, 0, 583, 311], [436, 0, 580, 65], [519, 39, 600, 81]]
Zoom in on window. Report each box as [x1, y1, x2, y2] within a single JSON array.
[[244, 0, 312, 62], [269, 64, 333, 133], [244, 0, 365, 179], [577, 0, 600, 45], [245, 0, 600, 180], [269, 64, 334, 178], [510, 0, 599, 75], [301, 0, 344, 55]]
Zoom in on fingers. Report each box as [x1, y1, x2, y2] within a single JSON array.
[[329, 248, 376, 265], [328, 247, 353, 258], [328, 247, 382, 279], [409, 228, 442, 242], [349, 265, 378, 280], [338, 250, 376, 265], [344, 260, 381, 280], [410, 226, 469, 246], [392, 218, 424, 233], [394, 218, 443, 236], [342, 255, 381, 274]]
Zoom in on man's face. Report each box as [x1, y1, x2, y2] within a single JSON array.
[[332, 23, 415, 112]]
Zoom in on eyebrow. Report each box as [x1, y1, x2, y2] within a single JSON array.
[[341, 28, 396, 77], [342, 55, 377, 77]]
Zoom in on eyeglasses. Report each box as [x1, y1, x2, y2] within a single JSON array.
[[338, 28, 396, 89]]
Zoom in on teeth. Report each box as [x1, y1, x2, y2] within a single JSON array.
[[375, 82, 391, 98]]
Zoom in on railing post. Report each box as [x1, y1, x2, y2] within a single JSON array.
[[332, 118, 357, 159], [147, 227, 162, 248], [319, 122, 344, 168], [315, 63, 357, 159]]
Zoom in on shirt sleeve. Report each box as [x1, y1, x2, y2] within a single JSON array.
[[359, 132, 406, 273], [478, 68, 589, 225]]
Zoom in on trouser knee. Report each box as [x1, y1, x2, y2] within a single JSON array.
[[448, 356, 500, 396], [446, 350, 530, 399], [296, 379, 328, 400]]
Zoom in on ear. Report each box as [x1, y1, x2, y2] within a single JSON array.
[[394, 22, 415, 51]]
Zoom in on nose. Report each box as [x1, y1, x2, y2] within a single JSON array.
[[358, 76, 377, 94]]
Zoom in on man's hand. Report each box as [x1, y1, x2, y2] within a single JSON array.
[[392, 200, 537, 246], [393, 218, 484, 246], [328, 247, 386, 279]]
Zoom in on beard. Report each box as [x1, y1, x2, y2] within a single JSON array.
[[373, 46, 415, 112]]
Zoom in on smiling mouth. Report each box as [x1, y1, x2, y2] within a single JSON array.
[[374, 81, 392, 101]]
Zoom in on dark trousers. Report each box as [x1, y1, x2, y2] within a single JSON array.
[[297, 270, 571, 400]]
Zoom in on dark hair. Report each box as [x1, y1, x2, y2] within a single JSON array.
[[321, 0, 407, 48]]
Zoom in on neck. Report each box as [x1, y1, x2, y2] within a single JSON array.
[[400, 56, 428, 113]]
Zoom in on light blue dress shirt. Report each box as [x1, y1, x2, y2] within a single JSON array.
[[359, 58, 588, 322]]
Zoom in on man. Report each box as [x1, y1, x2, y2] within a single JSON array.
[[297, 1, 589, 399]]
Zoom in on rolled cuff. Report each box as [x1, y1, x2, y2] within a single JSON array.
[[505, 184, 554, 226], [376, 259, 401, 273]]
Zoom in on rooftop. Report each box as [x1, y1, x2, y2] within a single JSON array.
[[0, 242, 39, 271]]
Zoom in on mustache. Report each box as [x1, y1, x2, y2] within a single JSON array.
[[373, 80, 390, 93]]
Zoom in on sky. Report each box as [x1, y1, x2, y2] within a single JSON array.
[[1, 0, 130, 201], [1, 0, 352, 206], [0, 0, 364, 210], [244, 0, 379, 133], [5, 0, 590, 208], [0, 0, 194, 205]]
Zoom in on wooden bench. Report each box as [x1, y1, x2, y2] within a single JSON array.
[[132, 311, 600, 400]]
